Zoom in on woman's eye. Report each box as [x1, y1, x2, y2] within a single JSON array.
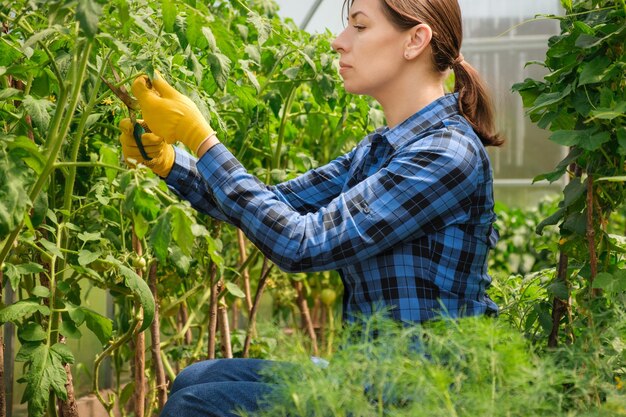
[[354, 25, 366, 31]]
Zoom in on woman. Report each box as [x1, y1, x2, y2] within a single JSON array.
[[119, 0, 503, 415]]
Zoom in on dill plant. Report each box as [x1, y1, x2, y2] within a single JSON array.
[[243, 313, 577, 417]]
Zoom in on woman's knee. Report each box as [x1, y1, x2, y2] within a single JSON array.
[[170, 359, 221, 394]]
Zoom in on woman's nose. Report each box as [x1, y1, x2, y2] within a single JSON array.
[[331, 29, 348, 53]]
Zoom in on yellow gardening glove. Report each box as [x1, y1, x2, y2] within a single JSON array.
[[119, 118, 175, 178], [131, 71, 215, 154]]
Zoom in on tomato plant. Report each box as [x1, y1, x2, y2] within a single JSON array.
[[0, 0, 379, 415]]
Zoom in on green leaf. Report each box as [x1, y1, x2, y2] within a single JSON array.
[[202, 26, 217, 51], [208, 52, 231, 90], [22, 95, 52, 133], [21, 343, 74, 417], [16, 263, 46, 275], [31, 286, 50, 298], [174, 15, 188, 50], [0, 38, 23, 67], [19, 322, 46, 342], [99, 144, 118, 183], [549, 129, 610, 151], [533, 148, 582, 183], [563, 177, 586, 207], [150, 212, 171, 263], [162, 0, 177, 33], [186, 13, 205, 48], [170, 206, 193, 256], [547, 281, 569, 300], [133, 212, 149, 240], [51, 343, 75, 364], [22, 344, 62, 417], [124, 183, 160, 221], [536, 208, 565, 235], [170, 246, 191, 274], [40, 238, 64, 260], [245, 44, 261, 64], [66, 303, 86, 325], [593, 272, 616, 291], [0, 300, 50, 323], [78, 250, 101, 266], [81, 307, 113, 344], [59, 320, 82, 339], [77, 231, 101, 242], [248, 12, 271, 45], [22, 27, 60, 50], [575, 33, 602, 48], [0, 151, 31, 240], [284, 67, 300, 80], [118, 265, 155, 333], [527, 85, 571, 113], [225, 281, 246, 298], [8, 135, 46, 175], [579, 56, 611, 85], [0, 87, 22, 101], [588, 101, 626, 121], [76, 0, 103, 39]]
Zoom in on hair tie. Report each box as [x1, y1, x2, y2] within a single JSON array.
[[452, 53, 464, 67]]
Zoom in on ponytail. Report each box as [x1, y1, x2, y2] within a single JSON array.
[[453, 59, 504, 147]]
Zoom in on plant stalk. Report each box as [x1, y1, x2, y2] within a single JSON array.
[[148, 262, 168, 409], [293, 280, 318, 356], [243, 258, 273, 358], [218, 302, 233, 359], [132, 229, 146, 417], [207, 263, 220, 359]]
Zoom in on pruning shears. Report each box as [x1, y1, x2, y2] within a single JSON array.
[[101, 66, 153, 161]]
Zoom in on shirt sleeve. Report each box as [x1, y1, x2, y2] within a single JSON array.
[[268, 149, 355, 214], [164, 147, 230, 222], [196, 132, 481, 273]]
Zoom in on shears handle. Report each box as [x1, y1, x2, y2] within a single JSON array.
[[132, 122, 152, 161]]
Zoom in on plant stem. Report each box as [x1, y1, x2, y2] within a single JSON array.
[[207, 262, 220, 359], [0, 269, 5, 417], [148, 261, 168, 409], [132, 228, 146, 417], [548, 251, 570, 348], [93, 318, 141, 413], [0, 40, 93, 266], [272, 84, 298, 170], [243, 258, 273, 358], [54, 161, 127, 172], [293, 280, 319, 356], [237, 229, 253, 313], [218, 301, 233, 358], [586, 175, 598, 294]]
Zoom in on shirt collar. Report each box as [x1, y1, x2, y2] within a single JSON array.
[[381, 93, 460, 149]]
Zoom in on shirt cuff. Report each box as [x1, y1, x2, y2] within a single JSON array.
[[196, 143, 245, 190], [164, 146, 196, 186]]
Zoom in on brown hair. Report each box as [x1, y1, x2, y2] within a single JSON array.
[[342, 0, 504, 147]]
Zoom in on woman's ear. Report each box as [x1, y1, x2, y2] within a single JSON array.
[[404, 24, 433, 60]]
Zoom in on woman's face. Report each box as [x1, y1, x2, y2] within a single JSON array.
[[332, 0, 409, 98]]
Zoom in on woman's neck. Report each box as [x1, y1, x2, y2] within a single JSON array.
[[378, 81, 446, 128]]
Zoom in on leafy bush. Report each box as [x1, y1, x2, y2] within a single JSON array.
[[246, 312, 626, 417]]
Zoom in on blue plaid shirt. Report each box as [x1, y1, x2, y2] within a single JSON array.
[[166, 93, 499, 324]]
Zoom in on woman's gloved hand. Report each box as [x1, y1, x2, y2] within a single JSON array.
[[131, 71, 215, 154], [119, 118, 175, 178]]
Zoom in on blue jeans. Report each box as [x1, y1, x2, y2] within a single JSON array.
[[159, 358, 277, 417]]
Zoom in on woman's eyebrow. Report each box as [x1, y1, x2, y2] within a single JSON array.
[[349, 10, 368, 20]]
